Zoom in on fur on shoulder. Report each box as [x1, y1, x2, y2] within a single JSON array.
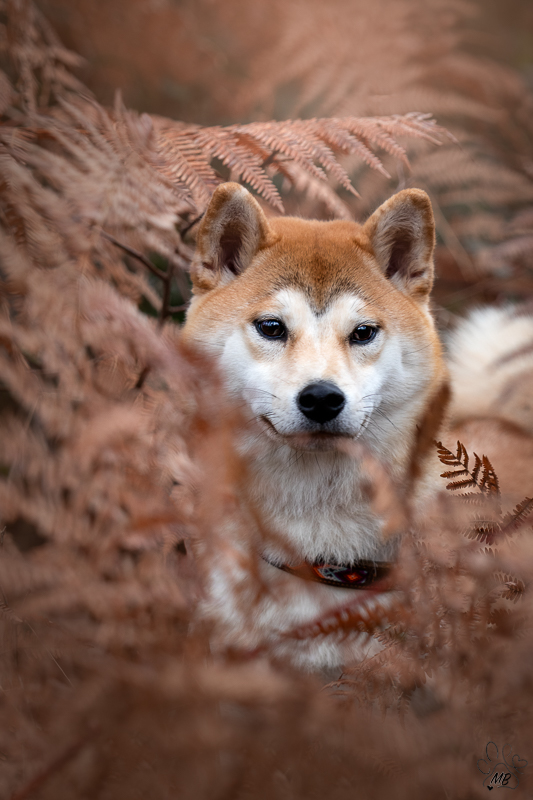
[[447, 305, 533, 435]]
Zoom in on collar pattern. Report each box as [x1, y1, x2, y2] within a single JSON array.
[[262, 555, 393, 590]]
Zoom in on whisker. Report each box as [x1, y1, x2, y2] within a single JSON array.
[[246, 388, 279, 400], [373, 408, 399, 431]]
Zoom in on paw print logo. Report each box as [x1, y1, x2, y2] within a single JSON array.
[[477, 742, 528, 790]]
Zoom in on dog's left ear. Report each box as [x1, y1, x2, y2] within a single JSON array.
[[191, 182, 278, 292], [362, 189, 435, 303]]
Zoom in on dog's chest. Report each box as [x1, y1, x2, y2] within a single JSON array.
[[242, 444, 393, 563]]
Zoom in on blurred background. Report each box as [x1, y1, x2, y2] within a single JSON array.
[[36, 0, 533, 318], [37, 0, 533, 122], [1, 3, 533, 797]]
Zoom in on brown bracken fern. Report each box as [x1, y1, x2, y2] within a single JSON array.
[[2, 2, 533, 799], [27, 0, 533, 302], [437, 439, 533, 546], [0, 0, 448, 325], [436, 439, 501, 500], [153, 113, 445, 215]]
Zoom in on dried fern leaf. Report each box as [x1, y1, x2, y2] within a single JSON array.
[[479, 455, 500, 499], [436, 440, 466, 468], [151, 121, 219, 206], [235, 121, 334, 183], [499, 497, 533, 537], [445, 477, 478, 493], [0, 0, 86, 112], [197, 127, 285, 212], [278, 596, 404, 643], [502, 580, 526, 604], [453, 492, 489, 506], [493, 572, 526, 604], [277, 160, 353, 220], [464, 516, 500, 544], [471, 453, 482, 484], [440, 469, 469, 479], [154, 113, 447, 214], [436, 440, 501, 504]]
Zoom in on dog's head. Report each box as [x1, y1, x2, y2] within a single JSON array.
[[183, 183, 445, 455]]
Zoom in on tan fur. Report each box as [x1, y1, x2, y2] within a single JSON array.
[[183, 183, 447, 670]]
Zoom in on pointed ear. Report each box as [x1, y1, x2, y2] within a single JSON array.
[[362, 189, 435, 302], [191, 182, 278, 292]]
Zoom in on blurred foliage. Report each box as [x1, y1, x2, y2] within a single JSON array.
[[1, 1, 533, 798], [34, 0, 533, 321]]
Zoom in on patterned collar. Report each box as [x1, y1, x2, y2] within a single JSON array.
[[262, 554, 393, 590]]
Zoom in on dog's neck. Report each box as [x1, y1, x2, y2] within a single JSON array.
[[236, 412, 423, 565]]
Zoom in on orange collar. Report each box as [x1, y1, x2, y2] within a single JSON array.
[[262, 555, 393, 590]]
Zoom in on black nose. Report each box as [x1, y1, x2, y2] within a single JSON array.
[[297, 381, 346, 424]]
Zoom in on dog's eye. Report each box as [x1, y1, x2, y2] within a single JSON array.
[[255, 319, 286, 339], [255, 318, 287, 340], [350, 325, 378, 344]]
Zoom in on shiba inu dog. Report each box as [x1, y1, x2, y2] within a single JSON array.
[[182, 182, 449, 670]]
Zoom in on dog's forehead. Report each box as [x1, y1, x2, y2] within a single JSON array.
[[265, 286, 370, 326], [252, 216, 385, 312]]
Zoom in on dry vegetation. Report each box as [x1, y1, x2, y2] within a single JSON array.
[[1, 0, 533, 797]]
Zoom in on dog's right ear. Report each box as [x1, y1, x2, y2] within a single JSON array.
[[191, 182, 278, 292]]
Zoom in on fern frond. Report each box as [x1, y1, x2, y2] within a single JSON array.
[[436, 440, 468, 469], [0, 0, 85, 112], [150, 121, 218, 206], [471, 453, 483, 485], [493, 572, 526, 604], [499, 497, 533, 538], [197, 126, 285, 212], [445, 478, 479, 493], [452, 492, 488, 506], [463, 516, 500, 544], [153, 113, 447, 215], [479, 455, 501, 499], [436, 440, 500, 501], [277, 160, 353, 220], [278, 596, 404, 643]]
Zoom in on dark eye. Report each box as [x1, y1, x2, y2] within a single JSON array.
[[350, 325, 378, 344], [255, 318, 287, 340]]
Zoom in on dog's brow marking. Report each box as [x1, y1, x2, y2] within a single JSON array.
[[269, 288, 370, 325], [312, 291, 372, 318]]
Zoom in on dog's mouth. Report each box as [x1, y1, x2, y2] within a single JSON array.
[[259, 415, 352, 450]]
